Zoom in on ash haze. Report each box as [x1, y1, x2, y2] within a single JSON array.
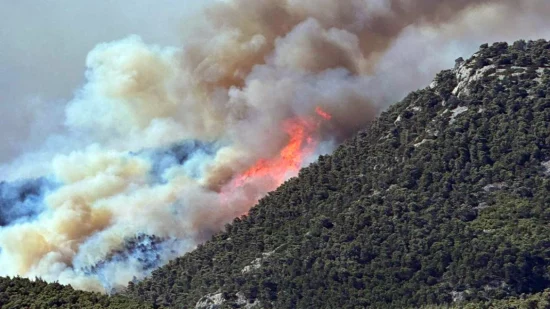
[[1, 0, 550, 293]]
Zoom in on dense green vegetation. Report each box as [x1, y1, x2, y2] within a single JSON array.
[[422, 289, 550, 309], [123, 40, 550, 308], [0, 277, 157, 309], [2, 40, 550, 308]]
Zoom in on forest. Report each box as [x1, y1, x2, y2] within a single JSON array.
[[2, 40, 550, 308]]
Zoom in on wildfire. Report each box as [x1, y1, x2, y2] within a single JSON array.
[[315, 106, 332, 120], [220, 107, 332, 208], [234, 117, 317, 187]]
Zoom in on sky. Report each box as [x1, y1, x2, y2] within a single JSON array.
[[0, 0, 211, 163]]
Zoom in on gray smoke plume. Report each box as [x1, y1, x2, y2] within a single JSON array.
[[0, 0, 549, 292]]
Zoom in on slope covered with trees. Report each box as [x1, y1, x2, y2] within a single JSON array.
[[124, 40, 550, 308], [1, 40, 550, 309], [423, 289, 550, 309], [0, 277, 158, 309]]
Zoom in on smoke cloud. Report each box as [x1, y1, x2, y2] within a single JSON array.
[[1, 0, 550, 292], [0, 0, 212, 164]]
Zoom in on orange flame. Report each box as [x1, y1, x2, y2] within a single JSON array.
[[220, 107, 332, 210], [315, 106, 332, 120], [234, 118, 317, 187]]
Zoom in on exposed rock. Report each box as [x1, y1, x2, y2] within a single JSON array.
[[449, 106, 469, 124], [195, 293, 225, 309], [241, 258, 262, 274], [451, 291, 465, 303], [474, 202, 489, 210], [414, 139, 432, 147], [235, 292, 262, 309], [483, 182, 507, 192], [454, 57, 465, 69], [452, 64, 496, 97], [241, 250, 276, 274], [235, 292, 248, 306]]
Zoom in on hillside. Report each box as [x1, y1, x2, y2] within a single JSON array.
[[1, 39, 550, 309], [123, 40, 550, 308]]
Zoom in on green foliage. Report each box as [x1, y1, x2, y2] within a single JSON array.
[[420, 289, 550, 308], [0, 276, 157, 309]]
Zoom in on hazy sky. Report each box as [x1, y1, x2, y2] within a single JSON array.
[[0, 0, 210, 163]]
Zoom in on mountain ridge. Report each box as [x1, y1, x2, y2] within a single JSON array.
[[1, 39, 550, 308], [122, 39, 550, 308]]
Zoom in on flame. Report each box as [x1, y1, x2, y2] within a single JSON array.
[[220, 107, 332, 209], [315, 106, 332, 120], [235, 118, 317, 187]]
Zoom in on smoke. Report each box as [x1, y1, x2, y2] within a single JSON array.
[[0, 178, 58, 226], [0, 0, 213, 164], [1, 0, 549, 292]]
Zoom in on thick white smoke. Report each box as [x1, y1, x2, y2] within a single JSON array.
[[0, 0, 214, 164], [1, 0, 550, 292]]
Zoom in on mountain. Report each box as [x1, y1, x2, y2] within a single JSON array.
[[2, 39, 550, 309], [123, 39, 550, 308]]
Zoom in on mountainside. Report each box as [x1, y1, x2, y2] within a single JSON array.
[[2, 39, 550, 309], [123, 40, 550, 308]]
